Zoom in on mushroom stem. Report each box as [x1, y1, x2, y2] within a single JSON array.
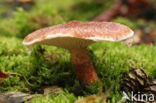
[[70, 49, 98, 85]]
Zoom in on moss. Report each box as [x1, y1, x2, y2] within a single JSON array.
[[28, 90, 76, 103], [112, 17, 136, 29], [0, 35, 156, 102]]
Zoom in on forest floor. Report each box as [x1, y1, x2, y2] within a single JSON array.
[[0, 0, 155, 103]]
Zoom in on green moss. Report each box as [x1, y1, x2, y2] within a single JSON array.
[[0, 36, 156, 102], [112, 17, 136, 29], [28, 90, 76, 103]]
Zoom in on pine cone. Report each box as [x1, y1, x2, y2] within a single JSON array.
[[121, 68, 156, 102]]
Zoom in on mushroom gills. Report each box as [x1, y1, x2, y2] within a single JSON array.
[[35, 37, 95, 50]]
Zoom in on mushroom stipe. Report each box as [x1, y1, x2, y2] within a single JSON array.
[[70, 49, 98, 84], [23, 20, 134, 86]]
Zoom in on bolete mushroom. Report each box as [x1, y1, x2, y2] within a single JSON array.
[[23, 20, 134, 85]]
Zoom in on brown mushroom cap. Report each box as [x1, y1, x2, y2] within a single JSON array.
[[23, 21, 134, 49]]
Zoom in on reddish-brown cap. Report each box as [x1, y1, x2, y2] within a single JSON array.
[[23, 21, 134, 49]]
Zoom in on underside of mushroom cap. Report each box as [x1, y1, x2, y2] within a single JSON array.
[[23, 20, 134, 49]]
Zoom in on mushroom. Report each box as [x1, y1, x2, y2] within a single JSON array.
[[23, 20, 134, 85]]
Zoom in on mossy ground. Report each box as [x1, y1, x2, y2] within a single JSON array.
[[0, 0, 156, 103]]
